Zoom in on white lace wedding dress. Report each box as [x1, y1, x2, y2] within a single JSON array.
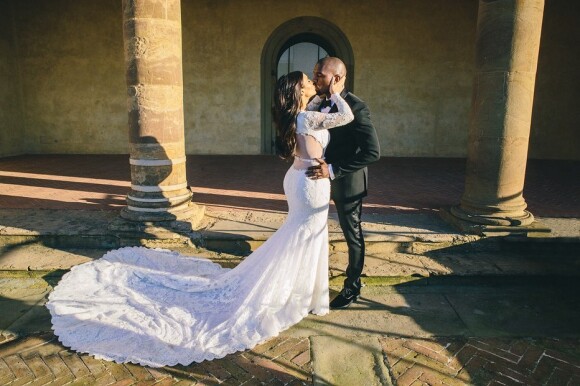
[[47, 93, 354, 367]]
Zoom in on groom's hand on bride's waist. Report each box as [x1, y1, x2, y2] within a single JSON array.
[[306, 158, 332, 180]]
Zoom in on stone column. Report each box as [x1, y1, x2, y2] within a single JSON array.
[[121, 0, 203, 222], [450, 0, 544, 230]]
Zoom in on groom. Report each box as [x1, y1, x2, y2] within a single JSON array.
[[306, 57, 380, 309]]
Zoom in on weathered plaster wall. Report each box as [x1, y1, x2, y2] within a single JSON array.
[[182, 1, 266, 154], [0, 2, 24, 157], [12, 0, 127, 154], [4, 0, 579, 159], [181, 0, 477, 156], [530, 0, 580, 160]]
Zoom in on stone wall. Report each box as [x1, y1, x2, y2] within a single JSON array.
[[530, 0, 580, 160], [2, 0, 578, 159], [10, 0, 127, 154], [180, 1, 478, 156], [0, 2, 23, 157]]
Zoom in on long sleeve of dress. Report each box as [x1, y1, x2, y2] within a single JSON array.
[[306, 95, 323, 111], [302, 93, 354, 131]]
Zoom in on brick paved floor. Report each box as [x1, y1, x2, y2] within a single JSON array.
[[381, 337, 580, 386], [2, 333, 579, 385], [0, 155, 578, 217], [0, 333, 311, 385]]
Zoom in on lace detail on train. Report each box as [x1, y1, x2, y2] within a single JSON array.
[[47, 167, 331, 367]]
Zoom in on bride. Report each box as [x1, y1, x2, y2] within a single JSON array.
[[47, 71, 354, 367]]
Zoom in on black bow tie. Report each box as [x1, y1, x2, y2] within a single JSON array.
[[320, 99, 333, 109]]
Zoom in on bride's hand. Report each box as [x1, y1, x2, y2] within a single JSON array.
[[330, 75, 346, 95]]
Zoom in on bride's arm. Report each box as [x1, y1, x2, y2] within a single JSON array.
[[306, 95, 323, 111], [303, 93, 354, 131]]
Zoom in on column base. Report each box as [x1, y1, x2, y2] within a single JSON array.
[[450, 204, 535, 226], [440, 207, 551, 237], [120, 202, 205, 223], [111, 203, 206, 245]]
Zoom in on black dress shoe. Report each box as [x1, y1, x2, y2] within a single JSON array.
[[330, 287, 360, 309]]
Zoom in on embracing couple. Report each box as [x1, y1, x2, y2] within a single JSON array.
[[47, 57, 380, 367]]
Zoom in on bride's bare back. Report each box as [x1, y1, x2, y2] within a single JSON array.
[[292, 93, 354, 170], [293, 134, 325, 169]]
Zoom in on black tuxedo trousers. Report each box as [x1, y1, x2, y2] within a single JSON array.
[[324, 91, 380, 291]]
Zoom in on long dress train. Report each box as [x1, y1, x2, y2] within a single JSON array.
[[47, 93, 354, 367]]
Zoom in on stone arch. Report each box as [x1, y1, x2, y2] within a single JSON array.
[[261, 17, 355, 154]]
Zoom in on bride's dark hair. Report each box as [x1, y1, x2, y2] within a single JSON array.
[[274, 71, 303, 159]]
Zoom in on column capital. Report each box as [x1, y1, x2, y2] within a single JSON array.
[[122, 0, 181, 22]]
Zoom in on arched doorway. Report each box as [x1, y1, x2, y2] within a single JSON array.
[[277, 41, 329, 79], [261, 17, 354, 154]]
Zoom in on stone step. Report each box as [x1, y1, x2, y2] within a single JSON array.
[[2, 240, 579, 280], [0, 208, 481, 251], [2, 226, 577, 262], [1, 209, 578, 273]]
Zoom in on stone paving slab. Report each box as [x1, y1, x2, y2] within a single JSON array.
[[311, 335, 391, 386], [0, 277, 51, 337], [0, 209, 117, 237], [285, 279, 580, 340], [445, 290, 580, 338], [536, 217, 580, 238], [288, 292, 471, 340], [0, 246, 100, 270], [0, 244, 244, 271]]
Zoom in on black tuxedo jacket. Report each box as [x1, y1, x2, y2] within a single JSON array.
[[323, 89, 380, 202]]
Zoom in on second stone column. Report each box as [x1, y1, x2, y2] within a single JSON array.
[[121, 0, 202, 222], [450, 0, 545, 230]]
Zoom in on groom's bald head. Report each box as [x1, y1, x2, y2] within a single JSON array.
[[317, 57, 347, 78], [313, 57, 347, 96]]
